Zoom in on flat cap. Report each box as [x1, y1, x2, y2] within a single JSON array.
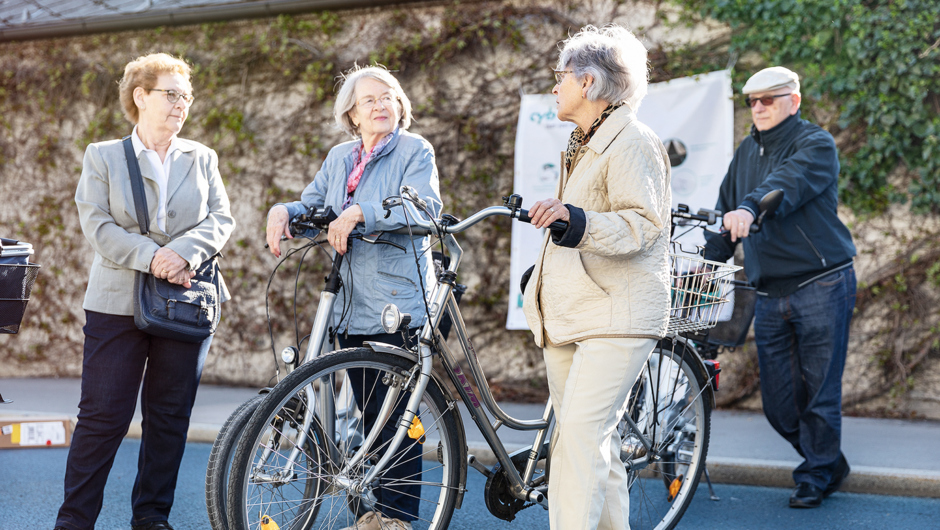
[[742, 66, 800, 95]]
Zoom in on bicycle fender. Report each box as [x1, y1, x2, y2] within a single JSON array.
[[363, 341, 470, 510], [363, 341, 419, 362], [657, 337, 717, 408]]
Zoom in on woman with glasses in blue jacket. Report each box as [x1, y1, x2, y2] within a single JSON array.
[[265, 64, 441, 530]]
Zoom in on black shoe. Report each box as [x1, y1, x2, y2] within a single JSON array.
[[131, 522, 174, 530], [789, 482, 823, 508], [824, 454, 851, 497]]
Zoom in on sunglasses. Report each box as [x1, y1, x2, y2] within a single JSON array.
[[744, 93, 791, 108]]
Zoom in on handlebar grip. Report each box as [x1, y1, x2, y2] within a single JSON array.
[[384, 227, 433, 236], [518, 209, 569, 232], [719, 221, 762, 239]]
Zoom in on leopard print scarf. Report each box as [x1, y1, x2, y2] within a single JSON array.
[[563, 103, 623, 174]]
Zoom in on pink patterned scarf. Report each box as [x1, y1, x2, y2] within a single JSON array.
[[343, 131, 395, 209]]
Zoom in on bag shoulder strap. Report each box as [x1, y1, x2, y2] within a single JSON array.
[[122, 136, 150, 235]]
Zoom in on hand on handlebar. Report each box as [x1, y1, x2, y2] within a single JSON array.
[[327, 205, 364, 255], [266, 205, 292, 258], [528, 198, 570, 229], [722, 209, 755, 243]]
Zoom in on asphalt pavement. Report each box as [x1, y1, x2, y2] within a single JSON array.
[[4, 439, 940, 530], [2, 376, 939, 504]]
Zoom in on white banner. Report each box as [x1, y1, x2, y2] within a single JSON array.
[[506, 70, 734, 330]]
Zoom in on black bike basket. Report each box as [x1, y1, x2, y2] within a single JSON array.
[[0, 239, 41, 334]]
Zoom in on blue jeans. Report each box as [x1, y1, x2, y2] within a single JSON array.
[[754, 267, 856, 490], [339, 332, 421, 522], [55, 311, 210, 530]]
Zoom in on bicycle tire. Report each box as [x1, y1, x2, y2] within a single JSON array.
[[227, 347, 463, 530], [623, 344, 712, 530], [206, 394, 265, 530]]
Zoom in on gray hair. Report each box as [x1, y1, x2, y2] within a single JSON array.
[[334, 65, 412, 137], [556, 24, 649, 110]]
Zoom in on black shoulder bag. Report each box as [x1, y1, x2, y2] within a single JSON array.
[[123, 136, 222, 343]]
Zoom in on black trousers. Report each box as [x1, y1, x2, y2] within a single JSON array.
[[55, 311, 210, 530], [339, 331, 422, 522]]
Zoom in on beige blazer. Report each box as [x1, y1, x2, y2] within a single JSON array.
[[522, 106, 672, 347], [75, 137, 235, 316]]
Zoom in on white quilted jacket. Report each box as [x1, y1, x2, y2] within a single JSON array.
[[522, 106, 672, 347]]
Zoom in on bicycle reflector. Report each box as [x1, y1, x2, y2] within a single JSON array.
[[408, 416, 427, 443], [260, 515, 281, 530], [381, 303, 411, 334], [703, 360, 721, 391]]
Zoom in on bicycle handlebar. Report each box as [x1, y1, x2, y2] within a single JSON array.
[[671, 208, 763, 234], [386, 187, 569, 235], [279, 187, 572, 250], [672, 189, 784, 236]]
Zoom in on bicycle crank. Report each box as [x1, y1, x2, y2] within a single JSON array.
[[483, 461, 536, 522]]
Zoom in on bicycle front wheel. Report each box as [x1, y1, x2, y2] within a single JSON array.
[[227, 347, 463, 530], [622, 343, 712, 530]]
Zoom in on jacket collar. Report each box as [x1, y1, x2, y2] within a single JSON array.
[[585, 105, 637, 155], [131, 127, 196, 158], [750, 111, 801, 154], [345, 127, 402, 166]]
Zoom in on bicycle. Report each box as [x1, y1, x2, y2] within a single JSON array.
[[223, 186, 781, 530], [205, 207, 412, 530]]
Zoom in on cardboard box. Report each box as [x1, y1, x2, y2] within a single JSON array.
[[0, 416, 72, 449]]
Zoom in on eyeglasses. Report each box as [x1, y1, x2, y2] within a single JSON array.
[[356, 94, 395, 109], [744, 93, 791, 108], [553, 70, 573, 85], [148, 88, 194, 105]]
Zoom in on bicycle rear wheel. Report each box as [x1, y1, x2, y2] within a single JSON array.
[[227, 347, 463, 530], [206, 394, 265, 530], [622, 343, 712, 530]]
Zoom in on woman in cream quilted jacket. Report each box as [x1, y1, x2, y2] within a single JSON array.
[[522, 24, 672, 530]]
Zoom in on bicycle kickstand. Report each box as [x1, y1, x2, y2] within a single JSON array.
[[703, 464, 720, 501]]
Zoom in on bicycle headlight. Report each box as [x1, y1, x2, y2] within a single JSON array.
[[381, 304, 403, 334], [280, 346, 299, 365]]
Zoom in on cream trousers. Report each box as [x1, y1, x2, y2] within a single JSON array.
[[544, 337, 656, 530]]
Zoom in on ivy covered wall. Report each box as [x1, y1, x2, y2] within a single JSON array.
[[0, 0, 937, 417]]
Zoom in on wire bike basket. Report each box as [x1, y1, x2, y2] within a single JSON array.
[[0, 239, 41, 334], [668, 252, 741, 334]]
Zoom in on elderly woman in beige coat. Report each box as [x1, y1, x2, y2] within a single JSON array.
[[55, 53, 234, 530], [523, 25, 672, 530]]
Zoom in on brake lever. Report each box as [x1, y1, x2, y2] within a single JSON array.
[[382, 196, 403, 219], [359, 233, 406, 252]]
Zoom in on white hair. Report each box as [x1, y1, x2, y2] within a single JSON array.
[[556, 24, 650, 110], [333, 65, 412, 137]]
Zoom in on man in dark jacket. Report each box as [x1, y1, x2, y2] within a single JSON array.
[[703, 66, 857, 509]]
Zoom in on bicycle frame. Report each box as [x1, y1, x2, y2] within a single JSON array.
[[266, 188, 730, 516], [341, 190, 695, 509]]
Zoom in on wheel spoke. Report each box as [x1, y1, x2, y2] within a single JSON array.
[[622, 346, 711, 530], [228, 348, 461, 530]]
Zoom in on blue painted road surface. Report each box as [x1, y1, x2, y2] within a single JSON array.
[[1, 440, 939, 529]]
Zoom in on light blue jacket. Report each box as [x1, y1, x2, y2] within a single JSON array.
[[282, 129, 442, 335]]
